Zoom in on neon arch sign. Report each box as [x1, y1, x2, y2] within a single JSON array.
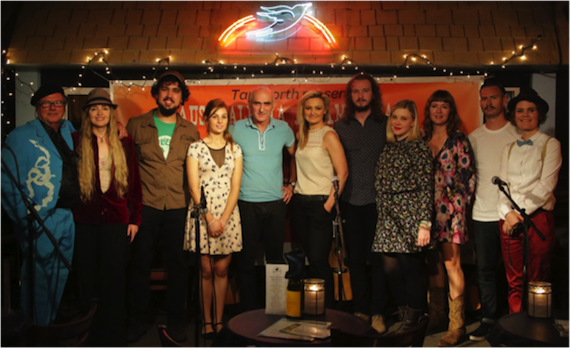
[[218, 3, 336, 47]]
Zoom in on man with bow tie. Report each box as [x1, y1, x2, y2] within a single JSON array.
[[497, 87, 562, 315]]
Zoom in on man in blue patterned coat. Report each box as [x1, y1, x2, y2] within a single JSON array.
[[2, 84, 77, 325]]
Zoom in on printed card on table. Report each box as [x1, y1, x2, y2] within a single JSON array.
[[265, 263, 288, 314]]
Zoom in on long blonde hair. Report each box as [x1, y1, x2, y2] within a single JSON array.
[[296, 90, 330, 150], [77, 107, 128, 201], [386, 99, 421, 143]]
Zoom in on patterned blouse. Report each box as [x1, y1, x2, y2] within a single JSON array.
[[372, 138, 434, 253], [425, 130, 476, 244]]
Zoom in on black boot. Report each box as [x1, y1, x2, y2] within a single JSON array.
[[398, 307, 423, 332]]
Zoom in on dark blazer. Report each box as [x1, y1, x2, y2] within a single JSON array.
[[72, 133, 142, 225]]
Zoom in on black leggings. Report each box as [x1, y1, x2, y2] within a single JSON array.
[[373, 252, 426, 311]]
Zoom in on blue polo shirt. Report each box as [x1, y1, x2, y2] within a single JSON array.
[[230, 116, 295, 202]]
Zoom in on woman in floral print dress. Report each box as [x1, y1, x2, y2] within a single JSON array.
[[370, 100, 433, 333], [185, 99, 243, 337], [422, 90, 476, 346]]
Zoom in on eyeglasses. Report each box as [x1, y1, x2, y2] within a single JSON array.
[[39, 100, 66, 109]]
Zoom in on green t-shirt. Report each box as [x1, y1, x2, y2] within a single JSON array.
[[154, 114, 176, 159]]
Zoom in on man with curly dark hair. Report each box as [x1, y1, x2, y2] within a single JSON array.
[[126, 71, 200, 343]]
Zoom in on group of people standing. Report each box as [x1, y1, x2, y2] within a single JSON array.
[[469, 80, 562, 340], [286, 73, 561, 347], [1, 70, 562, 347], [329, 74, 478, 346]]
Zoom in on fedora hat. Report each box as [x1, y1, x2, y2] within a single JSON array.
[[82, 88, 118, 111], [507, 87, 549, 115]]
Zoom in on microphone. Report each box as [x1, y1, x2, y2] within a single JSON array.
[[491, 176, 507, 187], [200, 186, 208, 214]]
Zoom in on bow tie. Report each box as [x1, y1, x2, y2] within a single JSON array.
[[517, 139, 533, 147]]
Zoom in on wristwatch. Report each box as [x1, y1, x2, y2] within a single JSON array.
[[289, 181, 296, 187]]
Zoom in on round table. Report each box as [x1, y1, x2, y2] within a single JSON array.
[[227, 308, 372, 346], [488, 309, 569, 347]]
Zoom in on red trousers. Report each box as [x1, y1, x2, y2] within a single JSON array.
[[499, 210, 555, 314]]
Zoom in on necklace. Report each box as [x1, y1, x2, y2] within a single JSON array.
[[95, 131, 107, 143]]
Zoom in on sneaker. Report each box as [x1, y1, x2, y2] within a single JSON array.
[[468, 321, 493, 341], [126, 319, 151, 343], [354, 312, 370, 322], [371, 314, 386, 334], [167, 324, 188, 342]]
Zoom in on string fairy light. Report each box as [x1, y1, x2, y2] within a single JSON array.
[[268, 53, 294, 66], [0, 45, 551, 138], [492, 35, 542, 66], [4, 37, 545, 122], [75, 51, 176, 89], [339, 55, 356, 65]]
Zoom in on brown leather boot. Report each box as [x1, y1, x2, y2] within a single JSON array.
[[438, 294, 466, 347], [427, 287, 447, 333]]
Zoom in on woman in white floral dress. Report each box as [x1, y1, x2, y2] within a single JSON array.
[[185, 99, 243, 337]]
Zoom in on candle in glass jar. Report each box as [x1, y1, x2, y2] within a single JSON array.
[[528, 281, 551, 318], [304, 279, 325, 315]]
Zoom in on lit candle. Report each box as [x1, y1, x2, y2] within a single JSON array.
[[528, 281, 552, 318], [304, 279, 325, 315]]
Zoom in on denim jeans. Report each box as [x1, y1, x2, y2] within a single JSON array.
[[473, 220, 501, 320]]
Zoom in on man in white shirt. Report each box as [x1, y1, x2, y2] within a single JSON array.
[[467, 79, 519, 341], [498, 88, 562, 314]]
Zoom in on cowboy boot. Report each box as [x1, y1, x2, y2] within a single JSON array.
[[427, 287, 448, 333], [438, 294, 466, 347]]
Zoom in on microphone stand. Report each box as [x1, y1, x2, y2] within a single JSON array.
[[497, 183, 544, 312], [1, 156, 72, 323], [331, 181, 349, 307], [191, 186, 208, 346]]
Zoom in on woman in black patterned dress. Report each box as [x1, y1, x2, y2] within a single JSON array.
[[370, 99, 433, 333]]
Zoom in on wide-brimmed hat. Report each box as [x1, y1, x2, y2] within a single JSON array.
[[507, 87, 549, 115], [30, 84, 66, 107], [82, 88, 118, 111]]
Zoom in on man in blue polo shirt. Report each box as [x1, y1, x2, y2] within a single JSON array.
[[230, 85, 295, 312]]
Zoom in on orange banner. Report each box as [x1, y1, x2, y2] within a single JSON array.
[[111, 77, 483, 137]]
